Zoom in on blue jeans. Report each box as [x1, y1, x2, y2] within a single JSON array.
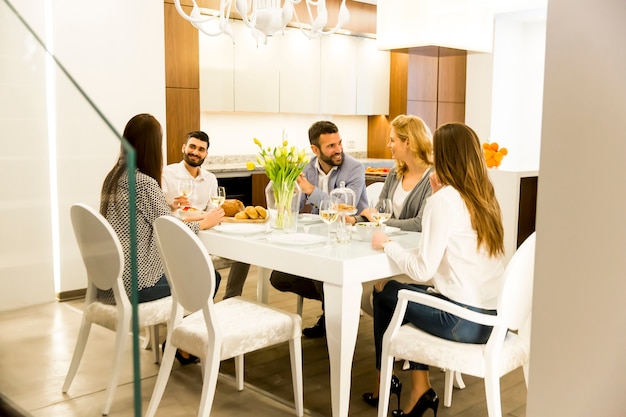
[[138, 271, 222, 303], [373, 280, 496, 371]]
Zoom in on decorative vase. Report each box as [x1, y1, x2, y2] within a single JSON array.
[[265, 180, 302, 233]]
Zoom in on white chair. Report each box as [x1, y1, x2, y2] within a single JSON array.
[[146, 216, 304, 417], [62, 204, 171, 416], [366, 181, 384, 204], [378, 233, 536, 417]]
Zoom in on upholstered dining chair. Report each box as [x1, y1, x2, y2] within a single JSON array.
[[62, 203, 171, 415], [366, 181, 384, 204], [377, 232, 536, 417], [146, 216, 304, 417]]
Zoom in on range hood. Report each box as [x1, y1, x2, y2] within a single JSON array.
[[376, 0, 494, 53]]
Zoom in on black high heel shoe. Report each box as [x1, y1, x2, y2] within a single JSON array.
[[162, 340, 198, 365], [391, 388, 439, 417], [362, 375, 402, 409]]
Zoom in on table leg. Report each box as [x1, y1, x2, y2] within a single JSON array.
[[323, 281, 363, 417], [256, 267, 271, 304]]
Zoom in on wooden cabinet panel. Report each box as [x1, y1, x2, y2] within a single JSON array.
[[367, 115, 391, 159], [279, 28, 321, 114], [388, 51, 408, 120], [320, 35, 358, 115], [438, 48, 467, 103], [233, 22, 280, 112], [199, 23, 235, 111], [251, 173, 270, 207], [407, 101, 437, 132], [166, 87, 199, 164], [164, 2, 199, 89], [356, 37, 390, 115], [407, 47, 438, 102], [437, 102, 465, 127]]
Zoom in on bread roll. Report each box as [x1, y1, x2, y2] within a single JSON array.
[[234, 211, 249, 219], [221, 199, 245, 217], [245, 205, 259, 219], [255, 206, 267, 219]]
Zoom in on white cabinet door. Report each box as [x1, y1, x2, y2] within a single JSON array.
[[356, 37, 390, 115], [199, 22, 235, 112], [233, 22, 280, 112], [320, 35, 358, 115], [279, 28, 321, 114]]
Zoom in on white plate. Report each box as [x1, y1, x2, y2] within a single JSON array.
[[213, 223, 268, 235], [267, 233, 327, 246], [385, 226, 401, 235], [298, 214, 321, 223]]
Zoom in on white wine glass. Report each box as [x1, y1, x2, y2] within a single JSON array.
[[319, 199, 339, 244], [177, 179, 193, 206], [210, 186, 226, 208], [371, 198, 392, 227]]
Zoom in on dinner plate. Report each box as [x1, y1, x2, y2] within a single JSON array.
[[267, 233, 327, 246], [385, 226, 401, 235], [298, 213, 321, 223], [213, 223, 268, 235]]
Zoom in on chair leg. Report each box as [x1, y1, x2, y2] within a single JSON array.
[[455, 371, 466, 389], [144, 340, 177, 417], [289, 337, 304, 417], [197, 345, 221, 417], [235, 355, 244, 391], [141, 327, 151, 350], [484, 368, 503, 417], [151, 325, 160, 364], [102, 319, 130, 415], [377, 354, 395, 417], [296, 295, 304, 317], [62, 319, 93, 392], [443, 370, 454, 407]]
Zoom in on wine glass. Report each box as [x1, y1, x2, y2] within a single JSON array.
[[210, 186, 226, 208], [177, 179, 193, 207], [371, 198, 392, 227], [319, 199, 339, 244]]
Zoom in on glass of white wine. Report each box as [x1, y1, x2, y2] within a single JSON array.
[[178, 179, 193, 202], [210, 186, 226, 208], [371, 198, 392, 227], [319, 199, 339, 244]]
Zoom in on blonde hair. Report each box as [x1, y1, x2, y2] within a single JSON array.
[[391, 115, 433, 177], [433, 123, 504, 257]]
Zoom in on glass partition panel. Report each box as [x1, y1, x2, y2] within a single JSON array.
[[1, 1, 142, 415]]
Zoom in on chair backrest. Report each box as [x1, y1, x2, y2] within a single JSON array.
[[497, 232, 536, 331], [366, 181, 384, 204], [70, 203, 124, 292], [153, 216, 217, 314]]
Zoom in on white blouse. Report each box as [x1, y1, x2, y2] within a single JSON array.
[[384, 186, 505, 309]]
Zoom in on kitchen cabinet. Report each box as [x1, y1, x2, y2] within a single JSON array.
[[320, 35, 358, 115], [279, 28, 321, 114], [233, 22, 281, 112], [356, 37, 390, 115], [199, 24, 235, 112]]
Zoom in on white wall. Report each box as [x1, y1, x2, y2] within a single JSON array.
[[527, 0, 626, 414], [0, 0, 166, 311], [201, 112, 369, 158]]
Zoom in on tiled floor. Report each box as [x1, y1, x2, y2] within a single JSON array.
[[0, 266, 527, 416]]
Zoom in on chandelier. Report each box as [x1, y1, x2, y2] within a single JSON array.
[[174, 0, 350, 45]]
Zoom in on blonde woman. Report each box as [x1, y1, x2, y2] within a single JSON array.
[[350, 114, 433, 231], [363, 123, 505, 417]]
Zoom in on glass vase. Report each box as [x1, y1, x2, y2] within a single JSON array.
[[265, 180, 301, 233]]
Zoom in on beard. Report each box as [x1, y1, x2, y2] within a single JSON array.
[[319, 150, 343, 167], [183, 152, 205, 167]]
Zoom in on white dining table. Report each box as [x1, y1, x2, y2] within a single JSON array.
[[198, 222, 421, 417]]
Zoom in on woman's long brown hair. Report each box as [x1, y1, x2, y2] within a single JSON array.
[[100, 114, 163, 215], [433, 123, 504, 257]]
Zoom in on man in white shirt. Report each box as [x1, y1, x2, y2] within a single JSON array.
[[162, 131, 250, 299]]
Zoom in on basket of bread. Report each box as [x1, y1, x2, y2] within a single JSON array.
[[221, 199, 269, 223]]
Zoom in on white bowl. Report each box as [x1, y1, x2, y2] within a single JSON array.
[[177, 207, 202, 220], [353, 222, 383, 240]]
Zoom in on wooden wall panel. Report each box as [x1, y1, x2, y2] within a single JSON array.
[[407, 47, 439, 102], [165, 2, 199, 89], [388, 51, 408, 120], [438, 48, 467, 103], [367, 115, 391, 159], [407, 101, 437, 132], [166, 88, 200, 164], [437, 102, 465, 128]]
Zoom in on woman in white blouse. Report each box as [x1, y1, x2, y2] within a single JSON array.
[[363, 123, 506, 417]]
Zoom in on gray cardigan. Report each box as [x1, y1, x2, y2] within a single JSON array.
[[357, 167, 433, 232]]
